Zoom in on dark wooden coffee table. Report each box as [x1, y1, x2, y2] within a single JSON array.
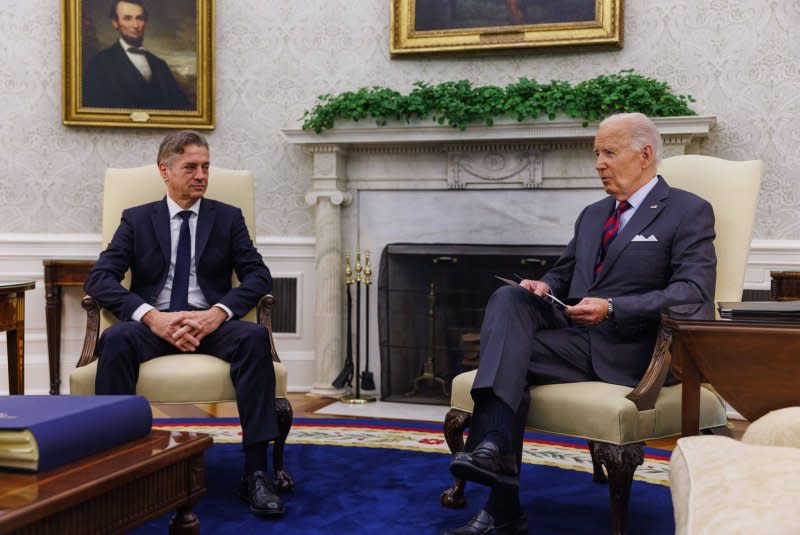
[[0, 430, 213, 535]]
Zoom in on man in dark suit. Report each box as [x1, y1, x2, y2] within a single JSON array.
[[85, 130, 285, 518], [83, 0, 191, 110], [444, 113, 717, 535]]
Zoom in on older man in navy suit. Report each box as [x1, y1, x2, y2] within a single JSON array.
[[444, 113, 717, 535], [85, 130, 285, 518], [83, 0, 190, 110]]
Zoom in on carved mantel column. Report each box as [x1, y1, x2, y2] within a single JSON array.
[[304, 145, 352, 397]]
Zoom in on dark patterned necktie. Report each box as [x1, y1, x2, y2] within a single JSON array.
[[595, 200, 631, 274], [169, 210, 193, 311]]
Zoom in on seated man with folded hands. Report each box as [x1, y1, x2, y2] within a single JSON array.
[[85, 130, 285, 518]]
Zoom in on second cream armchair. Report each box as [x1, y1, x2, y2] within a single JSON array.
[[70, 165, 293, 490]]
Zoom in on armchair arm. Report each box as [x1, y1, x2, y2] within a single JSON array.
[[625, 320, 674, 410], [77, 295, 101, 368], [257, 294, 281, 363]]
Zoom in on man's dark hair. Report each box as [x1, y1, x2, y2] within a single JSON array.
[[157, 130, 209, 166], [109, 0, 149, 21]]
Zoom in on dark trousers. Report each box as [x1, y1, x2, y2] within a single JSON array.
[[472, 285, 598, 412], [95, 319, 278, 446], [469, 285, 599, 511]]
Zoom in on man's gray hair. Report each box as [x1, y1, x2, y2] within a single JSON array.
[[157, 130, 209, 167], [599, 112, 663, 163]]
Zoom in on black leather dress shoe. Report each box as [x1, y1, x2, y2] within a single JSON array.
[[441, 509, 528, 535], [494, 514, 528, 535], [239, 470, 286, 517], [441, 509, 494, 535], [449, 440, 519, 488]]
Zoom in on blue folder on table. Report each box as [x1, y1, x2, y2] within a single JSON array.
[[0, 395, 152, 472]]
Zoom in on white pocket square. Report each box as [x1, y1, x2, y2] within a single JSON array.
[[632, 234, 658, 242]]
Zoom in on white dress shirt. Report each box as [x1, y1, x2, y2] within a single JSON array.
[[132, 197, 232, 321]]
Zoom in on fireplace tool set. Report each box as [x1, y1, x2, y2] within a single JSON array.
[[335, 249, 376, 403]]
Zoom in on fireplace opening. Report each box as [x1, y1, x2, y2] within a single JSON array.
[[378, 243, 564, 405]]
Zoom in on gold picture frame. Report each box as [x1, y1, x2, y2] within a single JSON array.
[[391, 0, 623, 55], [62, 0, 214, 129]]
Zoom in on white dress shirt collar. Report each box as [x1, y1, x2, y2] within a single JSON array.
[[166, 196, 201, 219], [617, 175, 658, 229]]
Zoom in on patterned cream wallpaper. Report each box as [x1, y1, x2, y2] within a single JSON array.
[[0, 0, 797, 239]]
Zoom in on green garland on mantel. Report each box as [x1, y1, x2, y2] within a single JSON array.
[[301, 70, 696, 134]]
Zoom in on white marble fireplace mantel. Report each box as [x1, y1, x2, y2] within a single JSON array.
[[283, 115, 716, 397]]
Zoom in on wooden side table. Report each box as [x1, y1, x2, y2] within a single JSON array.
[[0, 280, 36, 394], [43, 259, 96, 395], [770, 271, 800, 301], [665, 314, 800, 436]]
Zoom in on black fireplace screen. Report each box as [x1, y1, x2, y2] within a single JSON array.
[[378, 243, 564, 404]]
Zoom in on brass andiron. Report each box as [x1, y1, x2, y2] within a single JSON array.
[[341, 249, 376, 404], [405, 281, 448, 398]]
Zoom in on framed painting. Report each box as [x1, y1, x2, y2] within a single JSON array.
[[62, 0, 214, 129], [391, 0, 623, 55]]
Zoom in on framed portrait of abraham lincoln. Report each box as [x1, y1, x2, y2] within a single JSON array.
[[391, 0, 623, 55], [62, 0, 214, 129]]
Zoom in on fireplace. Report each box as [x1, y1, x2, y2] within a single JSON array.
[[283, 115, 714, 398], [378, 243, 563, 404]]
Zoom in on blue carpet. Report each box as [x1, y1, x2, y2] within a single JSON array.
[[133, 420, 673, 534]]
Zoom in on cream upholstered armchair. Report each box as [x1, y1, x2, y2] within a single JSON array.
[[671, 407, 800, 534], [441, 155, 764, 534], [70, 165, 293, 490]]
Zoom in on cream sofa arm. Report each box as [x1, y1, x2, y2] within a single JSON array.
[[741, 407, 800, 448]]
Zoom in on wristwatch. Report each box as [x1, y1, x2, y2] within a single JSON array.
[[606, 298, 614, 320]]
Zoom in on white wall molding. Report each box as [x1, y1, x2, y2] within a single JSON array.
[[2, 232, 799, 395], [0, 233, 317, 395], [744, 239, 800, 290]]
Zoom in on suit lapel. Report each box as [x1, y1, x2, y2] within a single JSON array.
[[152, 198, 171, 264], [196, 198, 215, 260], [598, 177, 669, 277]]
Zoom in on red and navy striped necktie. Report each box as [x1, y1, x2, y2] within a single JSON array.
[[596, 200, 631, 274]]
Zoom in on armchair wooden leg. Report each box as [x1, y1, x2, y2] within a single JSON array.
[[588, 441, 644, 535], [588, 440, 608, 484], [440, 408, 471, 509], [273, 397, 294, 491]]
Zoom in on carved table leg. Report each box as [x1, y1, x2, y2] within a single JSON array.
[[44, 275, 62, 395], [6, 327, 23, 395], [441, 408, 471, 509], [587, 441, 644, 535]]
